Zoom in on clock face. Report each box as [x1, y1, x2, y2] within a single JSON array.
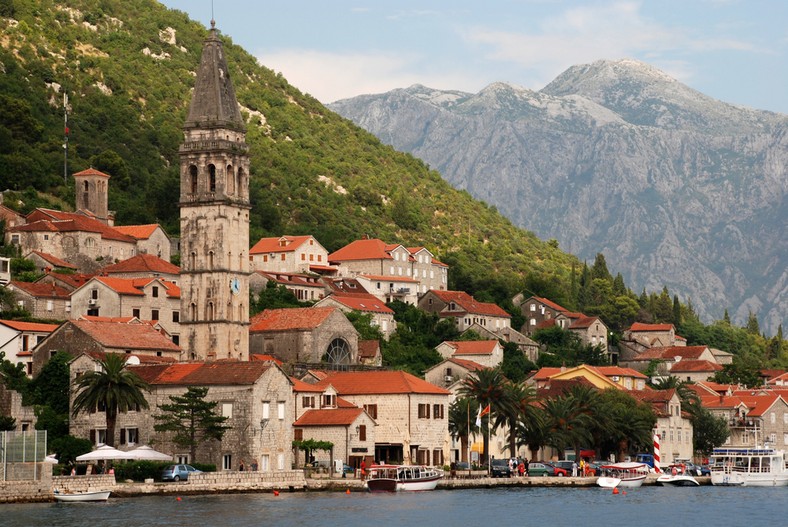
[[230, 278, 241, 295]]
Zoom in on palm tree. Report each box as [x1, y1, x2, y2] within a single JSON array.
[[72, 353, 150, 447], [543, 395, 592, 459], [516, 406, 550, 462], [495, 382, 536, 457], [565, 384, 599, 460], [459, 367, 509, 464], [448, 396, 480, 463]]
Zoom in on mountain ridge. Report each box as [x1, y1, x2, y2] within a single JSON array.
[[328, 59, 788, 334]]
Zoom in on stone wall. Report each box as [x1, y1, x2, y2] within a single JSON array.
[[0, 469, 52, 503]]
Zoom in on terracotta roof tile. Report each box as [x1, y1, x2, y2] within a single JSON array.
[[444, 340, 498, 356], [133, 361, 277, 386], [293, 408, 364, 426], [327, 294, 394, 314], [446, 357, 486, 371], [15, 209, 136, 243], [629, 322, 674, 332], [250, 354, 284, 365], [632, 346, 709, 361], [8, 280, 71, 299], [93, 276, 145, 296], [569, 316, 602, 329], [291, 377, 324, 392], [0, 319, 59, 332], [73, 319, 181, 351], [532, 296, 568, 313], [28, 250, 78, 269], [113, 224, 162, 240], [249, 307, 336, 332], [250, 235, 313, 255], [594, 366, 648, 379], [669, 360, 723, 373], [429, 290, 510, 318], [328, 238, 396, 262], [101, 253, 180, 275], [73, 168, 110, 178], [314, 370, 450, 395]]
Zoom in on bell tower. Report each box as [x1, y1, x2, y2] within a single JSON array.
[[178, 21, 250, 361]]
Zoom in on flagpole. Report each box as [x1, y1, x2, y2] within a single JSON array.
[[466, 401, 470, 465], [63, 93, 69, 183]]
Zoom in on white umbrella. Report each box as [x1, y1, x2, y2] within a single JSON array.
[[44, 454, 59, 464], [127, 445, 173, 461], [76, 445, 135, 462]]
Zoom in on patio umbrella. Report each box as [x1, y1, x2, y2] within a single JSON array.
[[127, 445, 173, 461], [76, 445, 135, 462]]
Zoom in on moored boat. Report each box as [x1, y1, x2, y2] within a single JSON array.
[[53, 490, 111, 502], [656, 464, 699, 486], [596, 462, 649, 488], [709, 447, 788, 487], [366, 464, 443, 492]]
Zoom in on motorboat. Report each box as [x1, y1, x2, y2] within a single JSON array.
[[366, 464, 443, 492], [709, 447, 788, 487], [596, 462, 649, 488], [53, 489, 111, 502], [656, 464, 699, 486]]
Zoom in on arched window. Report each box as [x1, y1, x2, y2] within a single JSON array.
[[209, 164, 216, 192], [189, 165, 198, 194], [189, 302, 197, 320], [325, 338, 350, 364], [237, 167, 244, 196], [207, 302, 214, 321], [226, 164, 234, 195], [189, 251, 196, 269], [208, 251, 214, 270]]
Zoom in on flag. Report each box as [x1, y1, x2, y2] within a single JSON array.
[[475, 404, 490, 427]]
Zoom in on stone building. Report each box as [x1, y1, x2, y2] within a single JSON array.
[[328, 238, 448, 298], [178, 21, 250, 362], [434, 340, 503, 369], [515, 295, 568, 336], [418, 290, 511, 332], [100, 253, 179, 282], [249, 307, 359, 366], [69, 276, 181, 342], [32, 319, 182, 376], [113, 224, 172, 261], [25, 250, 78, 275], [0, 319, 58, 376], [314, 293, 396, 340], [249, 271, 325, 302], [73, 167, 111, 224], [249, 235, 331, 274], [311, 370, 451, 466], [632, 389, 694, 465], [5, 280, 72, 320], [424, 357, 486, 390]]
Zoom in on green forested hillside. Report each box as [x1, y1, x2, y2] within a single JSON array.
[[0, 0, 574, 301], [0, 0, 783, 371]]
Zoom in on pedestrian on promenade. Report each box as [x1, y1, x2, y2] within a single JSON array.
[[239, 459, 245, 471]]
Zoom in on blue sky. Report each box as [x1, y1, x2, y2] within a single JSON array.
[[159, 1, 787, 113]]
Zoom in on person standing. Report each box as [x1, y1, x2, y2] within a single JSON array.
[[572, 461, 578, 477], [239, 459, 245, 471], [360, 459, 367, 480]]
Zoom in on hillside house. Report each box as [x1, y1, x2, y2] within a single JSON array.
[[6, 280, 72, 320], [0, 319, 58, 376], [435, 340, 503, 369], [424, 357, 486, 389], [250, 270, 325, 301], [249, 235, 331, 274], [314, 293, 396, 340], [418, 290, 510, 332], [113, 224, 171, 261], [631, 389, 694, 464], [100, 253, 180, 283], [25, 250, 78, 275], [32, 318, 182, 375]]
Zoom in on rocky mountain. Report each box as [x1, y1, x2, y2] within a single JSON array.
[[329, 59, 788, 334]]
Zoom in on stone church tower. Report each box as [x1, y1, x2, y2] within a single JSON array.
[[73, 167, 110, 224], [178, 21, 250, 361]]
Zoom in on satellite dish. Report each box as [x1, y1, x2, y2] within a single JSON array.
[[125, 355, 141, 366]]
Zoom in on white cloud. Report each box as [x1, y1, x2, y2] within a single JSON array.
[[257, 49, 477, 103]]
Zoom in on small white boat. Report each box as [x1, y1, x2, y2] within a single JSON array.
[[366, 464, 442, 492], [54, 490, 111, 502], [597, 462, 649, 488], [657, 465, 699, 486], [710, 447, 788, 487]]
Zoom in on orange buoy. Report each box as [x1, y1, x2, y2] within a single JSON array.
[[176, 496, 182, 501], [273, 490, 280, 496], [346, 488, 351, 494], [622, 491, 627, 495], [612, 487, 619, 494]]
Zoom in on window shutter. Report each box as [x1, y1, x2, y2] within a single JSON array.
[[90, 429, 96, 444], [359, 425, 366, 442], [120, 429, 126, 445]]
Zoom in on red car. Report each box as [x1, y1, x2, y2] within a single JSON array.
[[543, 461, 568, 477]]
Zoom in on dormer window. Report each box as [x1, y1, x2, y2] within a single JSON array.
[[152, 286, 159, 298], [321, 394, 336, 408]]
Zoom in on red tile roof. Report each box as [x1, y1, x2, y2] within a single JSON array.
[[133, 361, 278, 386], [73, 168, 110, 178], [250, 354, 284, 366], [532, 296, 568, 313], [250, 235, 313, 255], [291, 377, 324, 393], [632, 346, 709, 361], [358, 340, 380, 358], [594, 366, 648, 379], [256, 271, 323, 288], [16, 209, 136, 243], [445, 357, 486, 372], [328, 238, 398, 262], [112, 224, 162, 240], [628, 322, 674, 332], [326, 294, 394, 314], [249, 307, 336, 332], [293, 408, 364, 426], [8, 280, 71, 299], [315, 370, 451, 395], [73, 319, 181, 352], [358, 274, 420, 284], [429, 290, 510, 318], [101, 253, 180, 275], [42, 273, 94, 289], [444, 340, 498, 356], [93, 276, 145, 296], [79, 316, 138, 323], [569, 316, 602, 329], [669, 360, 723, 373], [0, 319, 59, 332], [29, 250, 78, 269]]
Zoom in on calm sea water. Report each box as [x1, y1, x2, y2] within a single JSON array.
[[4, 486, 788, 527]]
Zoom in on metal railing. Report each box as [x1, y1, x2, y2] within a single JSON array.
[[1, 430, 48, 481]]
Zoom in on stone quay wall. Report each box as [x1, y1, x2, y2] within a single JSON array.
[[0, 470, 53, 504]]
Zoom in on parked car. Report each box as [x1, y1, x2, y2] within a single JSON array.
[[526, 462, 550, 477], [161, 464, 202, 482], [490, 458, 512, 477], [699, 464, 711, 476], [544, 461, 568, 477]]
